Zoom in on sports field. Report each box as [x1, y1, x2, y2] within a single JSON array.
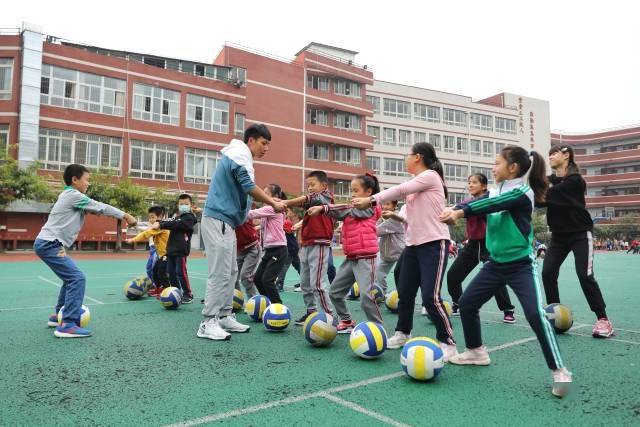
[[1, 251, 638, 426]]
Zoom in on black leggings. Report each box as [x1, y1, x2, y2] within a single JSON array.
[[542, 231, 607, 319], [447, 240, 514, 312], [254, 246, 287, 304]]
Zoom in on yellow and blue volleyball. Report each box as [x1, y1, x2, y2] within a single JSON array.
[[369, 285, 385, 305], [57, 304, 91, 327], [262, 303, 291, 331], [385, 290, 399, 313], [232, 289, 245, 312], [544, 303, 573, 333], [426, 299, 453, 323], [303, 312, 338, 347], [348, 282, 360, 300], [124, 278, 145, 300], [159, 287, 182, 310], [137, 276, 153, 293], [349, 322, 387, 359], [245, 295, 271, 322], [400, 337, 445, 381]]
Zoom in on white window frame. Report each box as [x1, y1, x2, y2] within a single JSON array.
[[471, 166, 494, 185], [307, 108, 329, 126], [444, 135, 456, 153], [414, 131, 427, 144], [334, 180, 351, 198], [133, 83, 180, 126], [495, 117, 517, 135], [334, 146, 361, 166], [129, 140, 178, 181], [307, 74, 329, 91], [306, 144, 329, 161], [38, 128, 122, 172], [366, 155, 380, 174], [334, 78, 361, 98], [383, 128, 396, 146], [429, 133, 441, 150], [470, 139, 481, 155], [448, 192, 465, 205], [444, 163, 469, 182], [367, 125, 380, 144], [184, 147, 219, 184], [456, 137, 468, 154], [334, 112, 361, 132], [384, 157, 409, 177], [414, 103, 440, 123], [495, 142, 506, 154], [0, 124, 9, 153], [383, 98, 411, 119], [0, 58, 13, 100], [443, 108, 467, 127], [234, 113, 245, 136], [366, 95, 380, 114], [470, 112, 493, 131], [399, 129, 412, 147], [483, 140, 494, 157], [186, 93, 228, 133]]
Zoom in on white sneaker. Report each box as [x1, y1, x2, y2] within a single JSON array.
[[448, 346, 491, 366], [440, 343, 459, 362], [420, 306, 428, 316], [196, 318, 231, 341], [552, 367, 572, 398], [218, 314, 250, 333], [387, 331, 410, 349]]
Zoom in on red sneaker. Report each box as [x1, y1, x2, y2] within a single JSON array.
[[148, 287, 163, 298], [336, 319, 356, 334], [592, 318, 615, 338]]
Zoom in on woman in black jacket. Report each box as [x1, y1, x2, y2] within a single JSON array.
[[542, 145, 614, 338]]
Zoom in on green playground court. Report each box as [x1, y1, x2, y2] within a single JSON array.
[[0, 251, 638, 426]]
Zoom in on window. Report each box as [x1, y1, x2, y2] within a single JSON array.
[[334, 79, 361, 98], [366, 95, 380, 114], [230, 66, 247, 85], [39, 64, 126, 115], [307, 108, 329, 126], [334, 146, 361, 166], [495, 142, 505, 154], [470, 166, 494, 185], [448, 192, 465, 205], [38, 128, 122, 171], [483, 140, 494, 157], [383, 128, 396, 146], [307, 74, 329, 91], [399, 130, 412, 147], [470, 139, 481, 155], [334, 112, 361, 132], [456, 137, 468, 154], [129, 140, 177, 180], [0, 58, 13, 100], [307, 144, 329, 161], [366, 156, 380, 174], [384, 158, 408, 176], [470, 113, 493, 131], [429, 133, 441, 150], [414, 131, 427, 143], [185, 93, 229, 133], [367, 125, 380, 144], [414, 103, 440, 123], [495, 117, 516, 134], [444, 135, 455, 152], [443, 108, 467, 127], [334, 180, 351, 198], [234, 113, 245, 136], [383, 99, 411, 119], [133, 83, 180, 125], [184, 148, 219, 184], [444, 163, 469, 182], [0, 124, 8, 153]]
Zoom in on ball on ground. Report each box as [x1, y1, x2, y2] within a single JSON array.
[[426, 299, 453, 323], [349, 321, 387, 359], [385, 290, 399, 312], [303, 312, 338, 347], [348, 282, 360, 300], [544, 303, 573, 333], [262, 303, 291, 331], [400, 337, 444, 381], [368, 285, 385, 305], [159, 287, 182, 309], [124, 278, 145, 300], [245, 295, 271, 322], [57, 304, 91, 327], [137, 276, 153, 293], [232, 289, 245, 312]]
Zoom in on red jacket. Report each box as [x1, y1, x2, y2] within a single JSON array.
[[235, 221, 259, 251], [301, 190, 335, 246], [325, 204, 382, 259]]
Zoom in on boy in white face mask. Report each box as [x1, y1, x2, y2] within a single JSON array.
[[152, 194, 199, 303]]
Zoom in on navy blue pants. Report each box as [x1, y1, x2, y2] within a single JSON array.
[[146, 246, 157, 284], [459, 256, 565, 370], [167, 255, 192, 296], [327, 247, 336, 283], [396, 240, 454, 344]]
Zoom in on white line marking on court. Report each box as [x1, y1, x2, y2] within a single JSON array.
[[4, 273, 144, 281], [165, 337, 537, 427], [567, 332, 640, 345], [0, 298, 157, 312], [321, 393, 410, 427], [38, 276, 105, 305]]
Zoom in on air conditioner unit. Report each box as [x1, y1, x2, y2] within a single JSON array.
[[233, 79, 244, 88]]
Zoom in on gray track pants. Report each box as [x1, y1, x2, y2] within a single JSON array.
[[201, 217, 238, 319], [375, 255, 397, 293], [330, 257, 383, 324], [235, 245, 259, 297], [299, 245, 333, 314]]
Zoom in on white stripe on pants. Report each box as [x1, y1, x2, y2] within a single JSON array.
[[299, 245, 333, 314], [201, 217, 238, 318]]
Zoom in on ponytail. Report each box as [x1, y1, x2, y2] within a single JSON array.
[[355, 172, 380, 195], [412, 142, 448, 198], [268, 183, 286, 200], [549, 145, 581, 175], [501, 145, 548, 204]]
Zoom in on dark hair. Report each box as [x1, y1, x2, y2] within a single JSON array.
[[411, 143, 448, 197], [549, 145, 580, 175], [244, 123, 271, 144], [267, 183, 286, 199], [354, 173, 380, 195], [63, 163, 90, 186], [148, 206, 166, 217], [178, 193, 192, 203], [500, 145, 548, 203], [306, 170, 328, 184], [469, 173, 488, 187]]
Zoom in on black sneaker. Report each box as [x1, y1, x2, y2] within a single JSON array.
[[295, 311, 314, 326], [452, 303, 460, 316], [182, 293, 194, 304], [293, 283, 302, 293]]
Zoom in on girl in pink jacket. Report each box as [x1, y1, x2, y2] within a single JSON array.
[[352, 143, 457, 360], [247, 183, 287, 305], [307, 173, 382, 334]]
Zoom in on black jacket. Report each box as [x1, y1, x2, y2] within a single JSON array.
[[544, 173, 593, 233], [159, 212, 198, 256]]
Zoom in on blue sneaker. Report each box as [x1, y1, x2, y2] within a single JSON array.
[[54, 322, 92, 338], [48, 314, 59, 328]]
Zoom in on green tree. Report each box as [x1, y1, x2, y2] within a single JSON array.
[[0, 152, 55, 210], [449, 218, 467, 243], [148, 187, 179, 217], [532, 209, 550, 243]]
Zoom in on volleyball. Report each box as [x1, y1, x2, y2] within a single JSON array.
[[348, 282, 360, 300], [426, 299, 453, 323], [232, 289, 245, 312], [262, 303, 291, 331], [400, 337, 445, 381], [303, 312, 338, 347], [369, 285, 385, 305], [159, 287, 182, 309], [137, 276, 153, 293], [544, 303, 573, 333], [123, 278, 145, 300], [57, 304, 91, 327], [245, 295, 271, 322], [349, 322, 387, 359], [385, 290, 399, 312]]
